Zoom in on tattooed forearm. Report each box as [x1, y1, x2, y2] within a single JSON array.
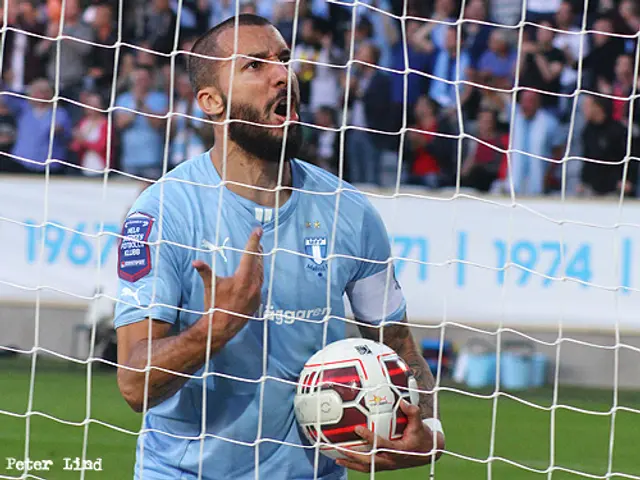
[[359, 322, 436, 420]]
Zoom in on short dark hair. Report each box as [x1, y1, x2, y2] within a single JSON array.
[[560, 0, 574, 10], [478, 107, 498, 122], [134, 63, 154, 75], [188, 14, 272, 93], [356, 16, 373, 38], [589, 93, 613, 119], [317, 105, 336, 124]]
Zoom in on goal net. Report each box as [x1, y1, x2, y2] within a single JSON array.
[[1, 0, 640, 478]]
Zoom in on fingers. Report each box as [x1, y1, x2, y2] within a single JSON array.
[[245, 227, 264, 254], [354, 425, 393, 450], [237, 227, 263, 275], [336, 450, 395, 472], [192, 260, 213, 285], [399, 399, 423, 434], [335, 458, 370, 473], [335, 426, 396, 470]]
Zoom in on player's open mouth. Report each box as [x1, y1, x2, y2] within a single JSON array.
[[272, 99, 299, 123]]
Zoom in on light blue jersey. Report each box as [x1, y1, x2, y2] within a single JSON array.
[[114, 152, 406, 480]]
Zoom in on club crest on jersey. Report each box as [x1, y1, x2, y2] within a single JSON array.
[[118, 212, 154, 282], [304, 237, 327, 272]]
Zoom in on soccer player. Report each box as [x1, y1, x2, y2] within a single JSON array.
[[114, 14, 445, 480]]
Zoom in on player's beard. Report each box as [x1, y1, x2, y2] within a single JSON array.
[[223, 95, 303, 164]]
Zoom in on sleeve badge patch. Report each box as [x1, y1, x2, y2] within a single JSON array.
[[118, 212, 154, 282]]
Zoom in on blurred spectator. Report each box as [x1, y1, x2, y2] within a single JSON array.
[[569, 0, 600, 26], [209, 0, 240, 30], [553, 2, 586, 77], [169, 71, 209, 169], [490, 0, 523, 27], [426, 0, 459, 52], [342, 17, 373, 57], [256, 0, 332, 30], [139, 0, 178, 63], [602, 54, 635, 123], [172, 0, 210, 38], [82, 0, 118, 23], [305, 105, 338, 175], [476, 30, 516, 90], [116, 53, 136, 94], [525, 0, 560, 24], [0, 0, 637, 203], [342, 14, 394, 69], [85, 3, 116, 101], [0, 98, 18, 173], [407, 95, 457, 188], [174, 36, 198, 78], [479, 86, 511, 126], [115, 65, 168, 179], [583, 17, 626, 92], [577, 94, 635, 196], [387, 19, 433, 130], [429, 26, 472, 117], [5, 0, 46, 93], [293, 16, 342, 122], [346, 42, 392, 184], [240, 1, 258, 15], [346, 0, 394, 68], [293, 16, 320, 117], [462, 0, 493, 69], [70, 91, 110, 175], [307, 21, 343, 118], [6, 78, 72, 173], [402, 0, 427, 17], [272, 0, 296, 45], [35, 0, 93, 112], [157, 60, 175, 95], [614, 0, 640, 51], [461, 108, 508, 191], [553, 1, 589, 118], [500, 90, 563, 195], [519, 21, 565, 110], [135, 47, 160, 72]]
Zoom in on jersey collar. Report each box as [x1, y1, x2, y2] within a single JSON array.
[[198, 150, 301, 232]]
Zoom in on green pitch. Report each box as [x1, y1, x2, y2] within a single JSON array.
[[1, 356, 639, 479]]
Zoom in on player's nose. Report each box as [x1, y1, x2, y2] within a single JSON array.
[[270, 59, 290, 89]]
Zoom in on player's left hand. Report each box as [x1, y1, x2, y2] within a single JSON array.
[[335, 400, 444, 472]]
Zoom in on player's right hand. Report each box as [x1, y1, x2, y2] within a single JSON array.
[[192, 228, 264, 343]]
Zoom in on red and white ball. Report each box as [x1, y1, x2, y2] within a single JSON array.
[[294, 338, 419, 459]]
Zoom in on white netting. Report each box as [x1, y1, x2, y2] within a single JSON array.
[[1, 0, 640, 478]]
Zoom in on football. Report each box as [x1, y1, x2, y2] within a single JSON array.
[[294, 338, 419, 460]]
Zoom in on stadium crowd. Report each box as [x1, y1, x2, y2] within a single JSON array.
[[0, 0, 638, 197]]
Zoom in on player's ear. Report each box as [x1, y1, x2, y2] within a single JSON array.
[[197, 87, 225, 118]]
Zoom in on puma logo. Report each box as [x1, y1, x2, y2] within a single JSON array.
[[121, 286, 144, 306], [201, 237, 229, 264]]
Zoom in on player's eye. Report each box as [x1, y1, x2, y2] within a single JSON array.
[[247, 61, 261, 70]]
